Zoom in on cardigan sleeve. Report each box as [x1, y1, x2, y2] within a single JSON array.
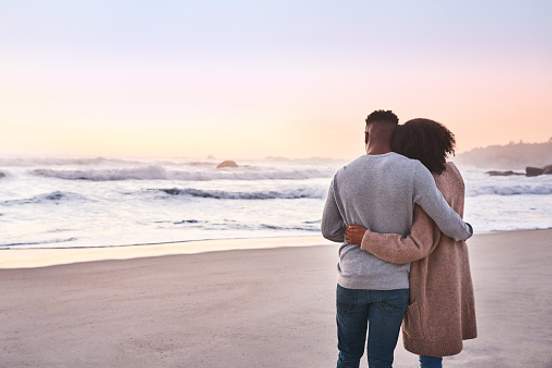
[[360, 205, 441, 265], [412, 162, 472, 241]]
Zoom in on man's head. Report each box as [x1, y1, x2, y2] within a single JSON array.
[[364, 110, 399, 154]]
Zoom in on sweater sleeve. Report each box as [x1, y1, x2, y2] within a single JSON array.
[[360, 206, 440, 265], [321, 176, 345, 243], [412, 162, 472, 241]]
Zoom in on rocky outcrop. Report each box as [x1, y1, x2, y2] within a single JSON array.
[[0, 171, 5, 179], [487, 166, 552, 177], [525, 166, 552, 177], [216, 160, 239, 169], [486, 170, 524, 176], [526, 167, 545, 177]]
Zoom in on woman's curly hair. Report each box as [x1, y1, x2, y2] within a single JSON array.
[[391, 118, 456, 174]]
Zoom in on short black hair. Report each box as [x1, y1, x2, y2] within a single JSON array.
[[365, 110, 399, 126], [391, 118, 456, 174]]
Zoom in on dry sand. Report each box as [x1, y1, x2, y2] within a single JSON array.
[[1, 230, 551, 367]]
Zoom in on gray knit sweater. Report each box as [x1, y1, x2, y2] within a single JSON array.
[[321, 153, 472, 290]]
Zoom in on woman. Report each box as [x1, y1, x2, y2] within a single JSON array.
[[345, 118, 477, 368]]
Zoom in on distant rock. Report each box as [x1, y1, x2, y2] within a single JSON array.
[[486, 170, 524, 177], [216, 160, 239, 169], [526, 167, 545, 177], [0, 171, 5, 179], [487, 166, 552, 177]]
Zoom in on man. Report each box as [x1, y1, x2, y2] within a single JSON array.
[[321, 110, 472, 368]]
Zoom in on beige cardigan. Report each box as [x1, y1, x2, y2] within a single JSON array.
[[360, 162, 477, 357]]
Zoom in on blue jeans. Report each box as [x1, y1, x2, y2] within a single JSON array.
[[420, 355, 443, 368], [336, 284, 409, 368]]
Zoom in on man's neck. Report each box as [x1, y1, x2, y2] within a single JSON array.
[[366, 145, 392, 155]]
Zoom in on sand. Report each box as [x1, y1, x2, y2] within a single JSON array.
[[1, 229, 551, 367], [0, 236, 333, 269]]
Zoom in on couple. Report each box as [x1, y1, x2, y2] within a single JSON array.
[[321, 110, 477, 368]]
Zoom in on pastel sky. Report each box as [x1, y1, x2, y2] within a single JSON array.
[[1, 0, 551, 159]]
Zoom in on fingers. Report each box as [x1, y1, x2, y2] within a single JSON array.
[[345, 234, 360, 245], [346, 225, 361, 233], [345, 224, 366, 246], [345, 232, 353, 241]]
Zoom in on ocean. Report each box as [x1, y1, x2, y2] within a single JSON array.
[[1, 157, 551, 249]]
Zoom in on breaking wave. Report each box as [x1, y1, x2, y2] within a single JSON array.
[[1, 191, 88, 206], [32, 166, 168, 181], [468, 184, 552, 196], [31, 165, 333, 181], [150, 187, 325, 200]]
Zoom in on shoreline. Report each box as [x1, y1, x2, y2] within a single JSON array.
[[0, 233, 326, 250], [2, 228, 551, 269], [0, 235, 333, 269]]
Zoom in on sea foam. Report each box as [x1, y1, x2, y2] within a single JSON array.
[[151, 187, 326, 200], [1, 191, 88, 206], [468, 183, 552, 196], [31, 165, 334, 181]]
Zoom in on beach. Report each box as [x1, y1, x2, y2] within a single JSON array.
[[1, 229, 552, 367]]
